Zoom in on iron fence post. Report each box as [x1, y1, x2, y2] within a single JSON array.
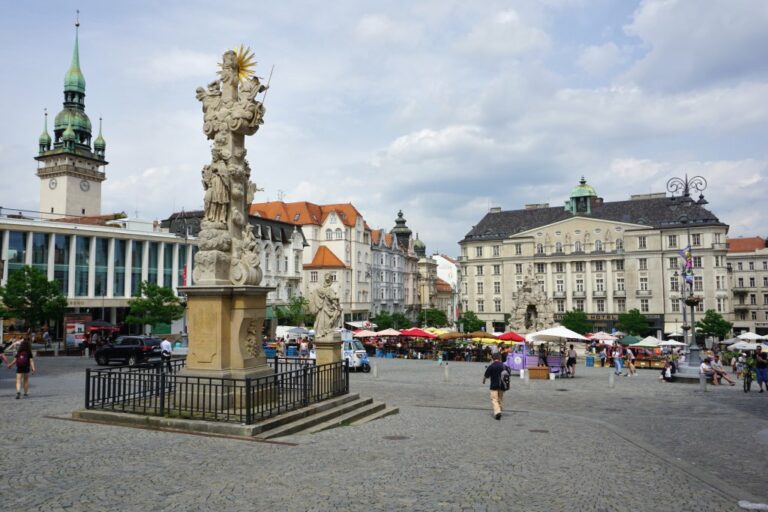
[[274, 355, 278, 374], [85, 368, 91, 409], [302, 366, 309, 406], [159, 370, 166, 416], [344, 359, 350, 393], [245, 378, 252, 424]]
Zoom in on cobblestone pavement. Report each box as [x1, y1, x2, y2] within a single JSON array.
[[1, 356, 766, 511]]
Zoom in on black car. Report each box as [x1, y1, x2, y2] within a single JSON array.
[[94, 336, 163, 366]]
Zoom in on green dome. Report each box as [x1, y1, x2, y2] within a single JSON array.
[[569, 177, 597, 198], [62, 120, 76, 141], [94, 133, 105, 150], [54, 108, 92, 133], [39, 129, 52, 145]]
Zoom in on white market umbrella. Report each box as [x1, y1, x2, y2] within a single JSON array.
[[660, 340, 686, 347], [667, 332, 685, 338], [729, 341, 759, 351], [353, 330, 378, 338], [528, 326, 589, 342], [737, 332, 766, 341], [589, 331, 618, 341], [376, 328, 403, 337], [633, 336, 661, 348]]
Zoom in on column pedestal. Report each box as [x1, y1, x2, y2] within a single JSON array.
[[314, 333, 342, 366]]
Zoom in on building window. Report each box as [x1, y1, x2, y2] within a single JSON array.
[[574, 241, 582, 252], [737, 262, 743, 271], [555, 242, 563, 254], [616, 278, 625, 291], [594, 261, 604, 272], [477, 282, 483, 294], [638, 236, 646, 249], [749, 277, 756, 287], [7, 231, 28, 277], [669, 257, 677, 269], [329, 272, 337, 282], [476, 265, 484, 276], [750, 294, 757, 305], [493, 245, 500, 256], [535, 263, 546, 274], [94, 238, 109, 296], [515, 244, 522, 255], [31, 233, 49, 274], [492, 264, 501, 275], [574, 262, 584, 273], [763, 293, 768, 305], [752, 311, 758, 321], [671, 299, 680, 312], [616, 239, 624, 251], [556, 299, 565, 313], [717, 298, 725, 313], [696, 301, 704, 312], [477, 300, 484, 312], [595, 278, 604, 292], [556, 279, 564, 293], [640, 277, 648, 291], [576, 279, 584, 292], [493, 282, 501, 294], [131, 241, 143, 296], [516, 279, 523, 290], [54, 234, 71, 295], [667, 235, 677, 248], [596, 299, 605, 312], [693, 256, 702, 268], [75, 236, 91, 297], [494, 299, 502, 312], [162, 243, 173, 289], [594, 240, 603, 252], [749, 261, 754, 271], [715, 256, 724, 267], [615, 260, 624, 271], [147, 242, 159, 285], [640, 298, 649, 312], [670, 276, 679, 292], [555, 263, 564, 273], [325, 229, 332, 240], [694, 276, 703, 292], [575, 299, 584, 311], [738, 277, 744, 287], [536, 243, 544, 255], [476, 247, 483, 257], [310, 271, 318, 282], [335, 228, 343, 240], [639, 258, 647, 271], [617, 298, 626, 312], [515, 264, 523, 274], [692, 233, 701, 246], [462, 282, 468, 294]]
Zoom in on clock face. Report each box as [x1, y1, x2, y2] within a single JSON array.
[[80, 180, 90, 192], [48, 178, 57, 190]]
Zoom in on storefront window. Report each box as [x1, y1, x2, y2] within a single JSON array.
[[163, 243, 173, 289], [75, 236, 91, 297], [148, 241, 159, 285], [54, 235, 70, 294], [114, 239, 126, 297], [7, 231, 28, 276], [94, 238, 109, 297], [131, 241, 144, 296], [31, 233, 49, 274], [177, 245, 187, 287]]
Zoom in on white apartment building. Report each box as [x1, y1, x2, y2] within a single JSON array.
[[459, 178, 730, 335], [727, 237, 768, 336], [370, 229, 405, 316], [432, 254, 460, 326]]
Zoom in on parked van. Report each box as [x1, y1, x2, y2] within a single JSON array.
[[343, 339, 370, 372]]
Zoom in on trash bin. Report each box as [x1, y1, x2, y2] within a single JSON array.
[[586, 355, 594, 367], [286, 346, 298, 357]]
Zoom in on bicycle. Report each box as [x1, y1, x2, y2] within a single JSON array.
[[742, 365, 754, 393]]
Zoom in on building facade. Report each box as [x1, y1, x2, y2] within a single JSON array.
[[727, 237, 768, 336], [370, 229, 405, 316], [459, 178, 730, 335], [432, 254, 460, 327]]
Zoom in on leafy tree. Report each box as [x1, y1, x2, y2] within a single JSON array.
[[696, 309, 732, 340], [458, 311, 484, 332], [127, 281, 185, 329], [616, 309, 649, 336], [391, 313, 412, 329], [276, 296, 311, 326], [422, 308, 448, 327], [560, 310, 592, 335], [371, 311, 393, 330], [0, 266, 67, 330]]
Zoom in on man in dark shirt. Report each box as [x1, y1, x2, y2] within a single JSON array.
[[755, 346, 768, 393], [483, 353, 508, 420]]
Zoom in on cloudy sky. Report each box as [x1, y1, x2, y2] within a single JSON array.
[[1, 0, 767, 255]]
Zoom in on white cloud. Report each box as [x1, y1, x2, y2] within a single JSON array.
[[577, 42, 625, 76], [353, 14, 421, 45], [143, 49, 219, 83], [459, 9, 550, 57]]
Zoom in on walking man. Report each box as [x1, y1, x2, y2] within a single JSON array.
[[160, 337, 173, 373], [482, 353, 510, 420]]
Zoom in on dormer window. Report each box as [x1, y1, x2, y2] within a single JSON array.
[[329, 213, 337, 224]]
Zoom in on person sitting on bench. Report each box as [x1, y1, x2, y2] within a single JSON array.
[[699, 358, 720, 385], [711, 354, 735, 386]]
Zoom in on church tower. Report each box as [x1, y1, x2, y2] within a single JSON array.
[[36, 17, 107, 218]]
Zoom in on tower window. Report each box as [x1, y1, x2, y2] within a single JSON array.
[[51, 208, 54, 213], [81, 209, 86, 215]]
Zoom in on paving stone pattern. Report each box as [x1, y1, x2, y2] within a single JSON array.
[[1, 356, 766, 511]]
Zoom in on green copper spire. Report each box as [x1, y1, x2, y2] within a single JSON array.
[[38, 109, 52, 153], [94, 117, 106, 157], [64, 14, 86, 94]]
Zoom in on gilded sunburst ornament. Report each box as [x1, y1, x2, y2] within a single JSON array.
[[219, 44, 257, 83]]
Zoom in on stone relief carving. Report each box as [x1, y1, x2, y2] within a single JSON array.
[[193, 48, 268, 286], [244, 317, 263, 358]]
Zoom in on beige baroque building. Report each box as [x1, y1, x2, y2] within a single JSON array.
[[727, 237, 768, 336], [459, 178, 730, 335]]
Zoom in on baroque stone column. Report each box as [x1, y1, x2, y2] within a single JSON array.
[[180, 48, 273, 380]]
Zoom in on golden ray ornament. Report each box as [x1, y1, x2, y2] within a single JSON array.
[[218, 44, 257, 83]]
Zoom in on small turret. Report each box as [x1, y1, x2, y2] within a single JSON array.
[[414, 233, 426, 258], [62, 119, 76, 150], [94, 117, 106, 158], [38, 110, 52, 154]]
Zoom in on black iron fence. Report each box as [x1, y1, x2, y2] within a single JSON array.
[[85, 358, 348, 425]]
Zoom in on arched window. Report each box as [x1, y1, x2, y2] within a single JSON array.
[[335, 228, 343, 240], [325, 229, 333, 240], [555, 242, 563, 254], [595, 240, 603, 252], [536, 243, 544, 255], [574, 241, 582, 252]]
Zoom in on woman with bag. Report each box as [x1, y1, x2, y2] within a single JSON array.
[[7, 340, 35, 399]]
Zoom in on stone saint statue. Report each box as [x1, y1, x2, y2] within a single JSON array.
[[310, 274, 341, 338]]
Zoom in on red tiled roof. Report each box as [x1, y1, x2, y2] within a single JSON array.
[[728, 237, 765, 253], [384, 233, 394, 247], [250, 201, 366, 229], [371, 229, 382, 245], [435, 277, 453, 293], [304, 246, 346, 269]]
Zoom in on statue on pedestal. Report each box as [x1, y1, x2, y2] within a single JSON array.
[[192, 47, 268, 286], [508, 264, 554, 334], [310, 274, 342, 338]]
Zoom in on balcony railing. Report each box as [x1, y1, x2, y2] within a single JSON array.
[[635, 289, 653, 297], [572, 290, 586, 298], [592, 290, 607, 298], [552, 291, 566, 299], [613, 289, 626, 297]]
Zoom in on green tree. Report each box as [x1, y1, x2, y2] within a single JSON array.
[[696, 309, 732, 340], [458, 311, 484, 332], [0, 265, 67, 330], [560, 310, 592, 335], [276, 296, 311, 326], [127, 281, 185, 329], [616, 308, 649, 336], [422, 308, 448, 327], [371, 311, 393, 329], [390, 312, 412, 329]]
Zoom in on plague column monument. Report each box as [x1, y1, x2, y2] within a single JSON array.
[[180, 47, 273, 379]]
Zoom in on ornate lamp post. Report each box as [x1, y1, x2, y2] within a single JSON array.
[[667, 174, 708, 366]]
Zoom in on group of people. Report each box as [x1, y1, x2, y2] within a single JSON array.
[[698, 354, 736, 386], [273, 337, 312, 359], [1, 339, 36, 399]]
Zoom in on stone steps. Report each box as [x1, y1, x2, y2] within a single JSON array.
[[305, 401, 387, 434], [348, 406, 400, 427]]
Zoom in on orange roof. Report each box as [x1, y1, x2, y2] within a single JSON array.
[[384, 233, 394, 247], [728, 237, 765, 253], [304, 246, 347, 269], [250, 201, 366, 228], [371, 229, 382, 245], [54, 212, 127, 226], [435, 278, 453, 293]]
